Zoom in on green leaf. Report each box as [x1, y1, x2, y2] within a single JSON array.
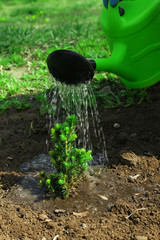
[[39, 180, 43, 186], [87, 150, 92, 155], [68, 134, 77, 142], [40, 171, 45, 177], [46, 179, 51, 185], [50, 158, 56, 166], [83, 165, 89, 170], [58, 179, 65, 185], [55, 124, 61, 130], [64, 162, 70, 168], [51, 128, 55, 136], [60, 133, 67, 141], [65, 126, 70, 134]]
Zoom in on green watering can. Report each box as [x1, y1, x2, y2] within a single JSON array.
[[47, 0, 160, 88]]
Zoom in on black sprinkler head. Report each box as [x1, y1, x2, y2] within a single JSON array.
[[47, 50, 96, 85]]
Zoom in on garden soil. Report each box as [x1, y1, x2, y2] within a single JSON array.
[[0, 83, 160, 240]]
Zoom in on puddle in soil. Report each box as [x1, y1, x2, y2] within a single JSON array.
[[9, 154, 153, 213]]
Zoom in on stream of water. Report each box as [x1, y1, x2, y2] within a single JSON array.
[[7, 78, 111, 210], [45, 79, 108, 164]]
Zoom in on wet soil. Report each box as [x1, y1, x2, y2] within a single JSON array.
[[0, 83, 160, 240]]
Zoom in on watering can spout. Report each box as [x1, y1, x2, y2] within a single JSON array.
[[90, 43, 132, 82], [93, 57, 115, 73], [46, 45, 134, 87]]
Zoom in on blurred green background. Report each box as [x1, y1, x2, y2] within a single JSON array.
[[0, 0, 149, 113]]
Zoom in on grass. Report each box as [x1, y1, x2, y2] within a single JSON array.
[[0, 0, 150, 113]]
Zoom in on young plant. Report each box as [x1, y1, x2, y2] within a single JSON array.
[[39, 115, 92, 198]]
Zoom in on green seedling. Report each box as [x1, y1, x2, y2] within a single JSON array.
[[39, 115, 92, 198], [29, 121, 36, 136]]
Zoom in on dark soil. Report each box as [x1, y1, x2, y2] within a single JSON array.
[[0, 83, 160, 240]]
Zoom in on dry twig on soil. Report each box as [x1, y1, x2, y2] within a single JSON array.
[[125, 208, 147, 219]]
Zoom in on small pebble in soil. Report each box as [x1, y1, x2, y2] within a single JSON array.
[[113, 123, 120, 128], [81, 223, 87, 229], [129, 174, 140, 180], [99, 86, 112, 95], [47, 221, 56, 229], [135, 236, 148, 240], [38, 213, 48, 221], [53, 235, 59, 240], [130, 133, 137, 138]]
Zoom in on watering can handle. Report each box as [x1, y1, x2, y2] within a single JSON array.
[[103, 0, 125, 16], [110, 0, 118, 7], [103, 0, 118, 9], [104, 0, 123, 8]]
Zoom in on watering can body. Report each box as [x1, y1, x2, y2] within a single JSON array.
[[94, 0, 160, 88], [47, 0, 160, 88]]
